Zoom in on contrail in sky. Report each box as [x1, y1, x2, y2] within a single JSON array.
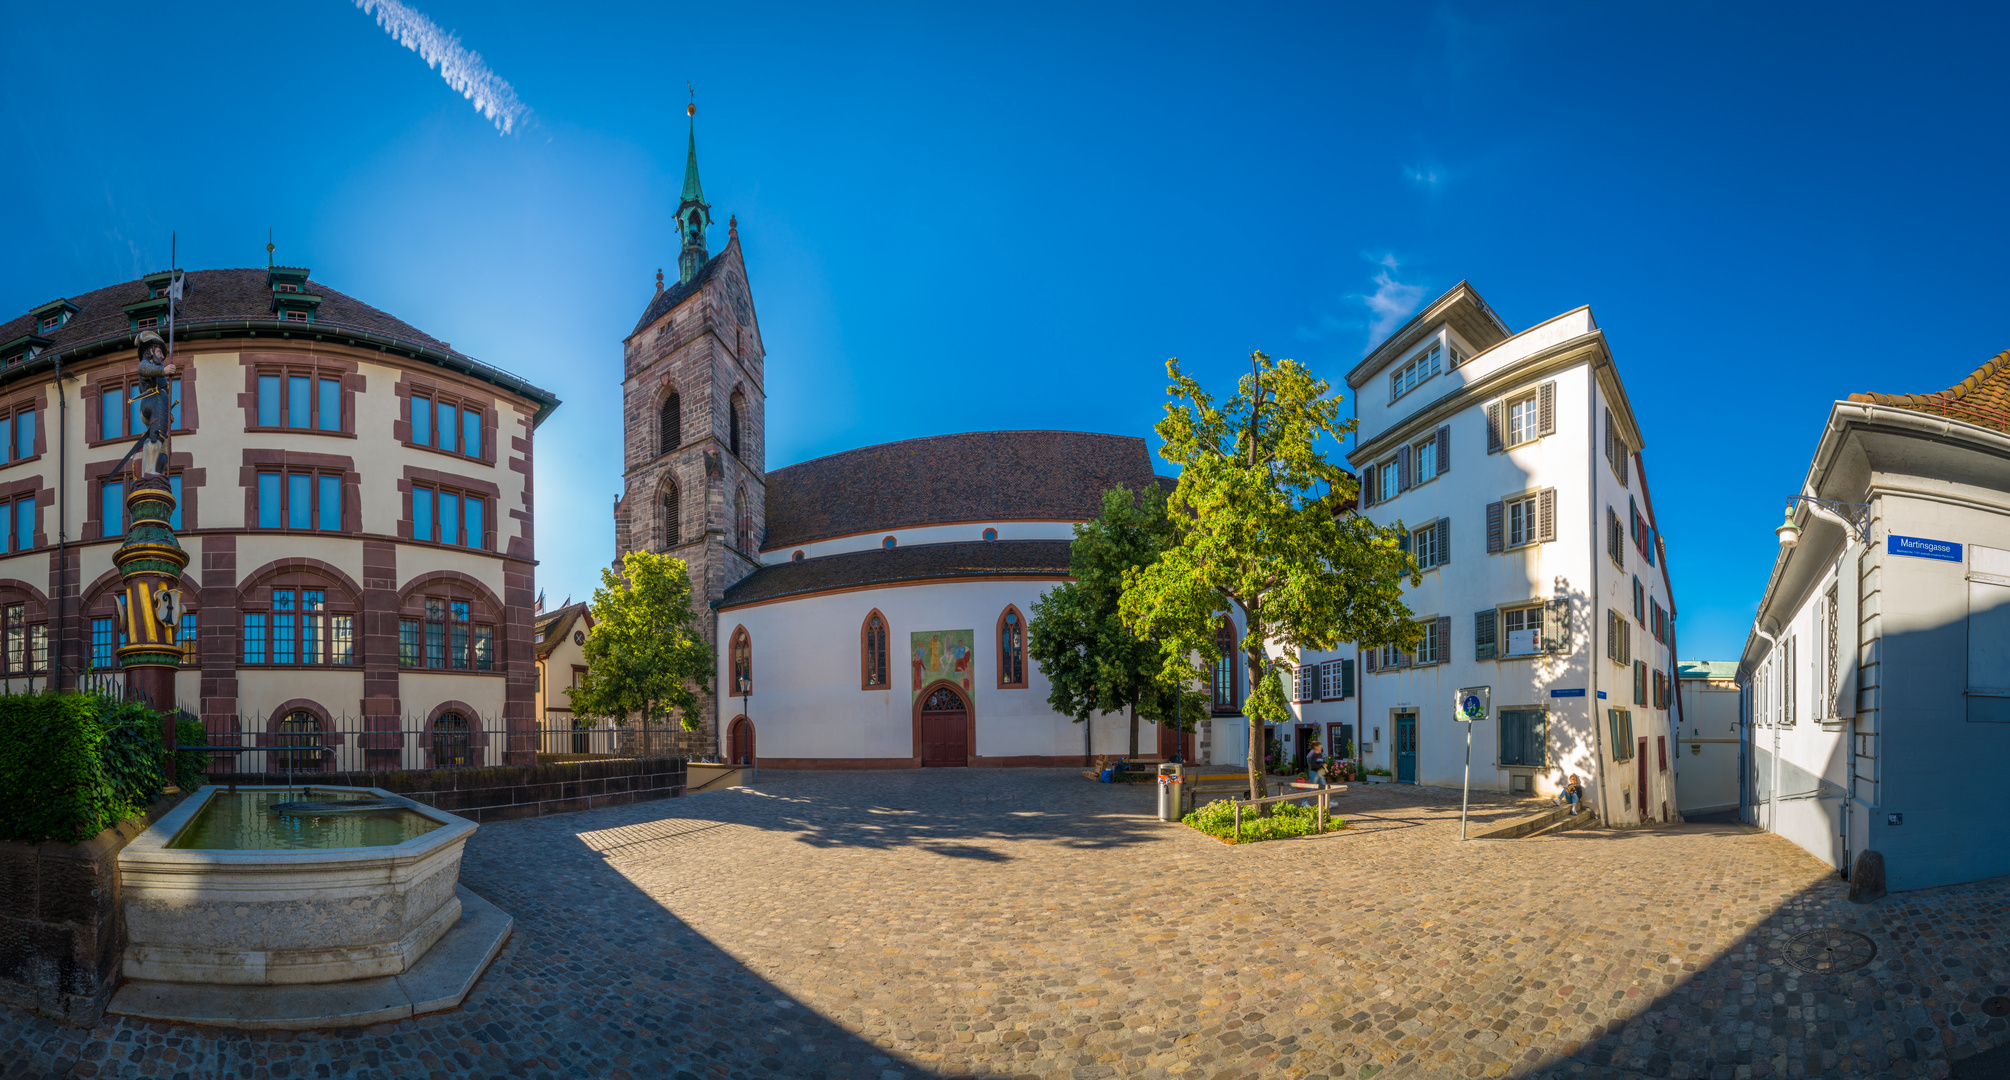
[[352, 0, 530, 135]]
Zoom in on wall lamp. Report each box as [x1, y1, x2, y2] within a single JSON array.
[[1776, 495, 1869, 550]]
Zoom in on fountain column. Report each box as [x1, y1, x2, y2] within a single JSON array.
[[116, 475, 189, 782]]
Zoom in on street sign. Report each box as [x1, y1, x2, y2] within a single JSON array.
[[1550, 688, 1586, 698], [1454, 686, 1490, 722], [1888, 535, 1961, 562]]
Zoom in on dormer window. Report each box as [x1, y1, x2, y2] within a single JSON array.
[[29, 299, 78, 335], [1389, 342, 1443, 403], [267, 266, 321, 324], [135, 316, 159, 330]]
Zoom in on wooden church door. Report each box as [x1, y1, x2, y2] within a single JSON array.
[[919, 686, 969, 766]]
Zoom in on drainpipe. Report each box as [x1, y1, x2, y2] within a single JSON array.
[[54, 357, 67, 691], [1752, 623, 1779, 832]]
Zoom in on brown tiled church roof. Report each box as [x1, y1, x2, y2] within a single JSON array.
[[0, 268, 558, 414], [762, 431, 1166, 549], [1847, 349, 2010, 435], [720, 540, 1074, 609]]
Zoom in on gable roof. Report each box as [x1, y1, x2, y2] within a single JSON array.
[[534, 602, 591, 660], [1847, 349, 2010, 435], [720, 539, 1073, 609], [0, 268, 560, 422], [629, 248, 729, 339], [1345, 280, 1513, 389], [761, 430, 1164, 550]]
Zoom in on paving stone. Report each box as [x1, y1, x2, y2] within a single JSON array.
[[1, 771, 2002, 1078]]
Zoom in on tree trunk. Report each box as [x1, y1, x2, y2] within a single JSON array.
[[1243, 607, 1266, 804], [1128, 703, 1139, 759]]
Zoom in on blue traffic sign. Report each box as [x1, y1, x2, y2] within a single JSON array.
[[1888, 535, 1961, 562]]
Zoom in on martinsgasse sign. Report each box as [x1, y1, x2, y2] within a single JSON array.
[[1888, 534, 1961, 562]]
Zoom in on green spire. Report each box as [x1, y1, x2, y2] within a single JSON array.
[[675, 104, 712, 285], [681, 125, 706, 204]]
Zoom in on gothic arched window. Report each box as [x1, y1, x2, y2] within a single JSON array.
[[997, 606, 1026, 689], [659, 392, 681, 456], [659, 478, 680, 548], [728, 391, 744, 459], [735, 484, 752, 552], [861, 610, 888, 690], [1212, 617, 1239, 713], [729, 626, 752, 697]]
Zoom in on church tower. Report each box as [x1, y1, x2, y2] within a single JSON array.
[[614, 101, 766, 756]]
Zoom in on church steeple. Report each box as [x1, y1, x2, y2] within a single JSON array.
[[675, 102, 713, 285]]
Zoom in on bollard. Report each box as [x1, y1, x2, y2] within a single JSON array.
[[1157, 763, 1182, 822]]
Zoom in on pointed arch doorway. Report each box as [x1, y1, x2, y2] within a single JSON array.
[[915, 683, 970, 767]]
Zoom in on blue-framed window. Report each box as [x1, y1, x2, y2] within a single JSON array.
[[408, 391, 485, 460], [254, 369, 342, 432], [256, 470, 344, 532], [410, 484, 488, 548]]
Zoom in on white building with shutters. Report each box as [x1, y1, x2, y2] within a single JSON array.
[[1283, 282, 1679, 824], [1737, 351, 2010, 891]]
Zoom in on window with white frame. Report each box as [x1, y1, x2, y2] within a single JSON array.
[[1501, 605, 1544, 656], [1296, 664, 1317, 702], [1505, 394, 1539, 446], [1380, 643, 1404, 668], [1415, 618, 1440, 665], [1378, 460, 1399, 502], [1412, 518, 1448, 570], [1389, 343, 1442, 402], [1413, 434, 1438, 484], [1506, 493, 1539, 547]]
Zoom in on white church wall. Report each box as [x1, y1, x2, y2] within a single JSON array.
[[719, 577, 1130, 766]]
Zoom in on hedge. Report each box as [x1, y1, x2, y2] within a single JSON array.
[[0, 693, 208, 844]]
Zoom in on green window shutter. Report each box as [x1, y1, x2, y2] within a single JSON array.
[[1475, 609, 1497, 661], [1499, 710, 1523, 766], [1486, 401, 1504, 453], [1341, 658, 1354, 698]]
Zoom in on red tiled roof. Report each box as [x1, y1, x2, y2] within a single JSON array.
[[1848, 349, 2010, 435], [762, 431, 1165, 549]]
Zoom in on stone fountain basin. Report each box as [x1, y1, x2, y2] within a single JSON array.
[[117, 786, 477, 985]]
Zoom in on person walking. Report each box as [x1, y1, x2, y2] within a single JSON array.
[[1560, 773, 1584, 816], [1304, 738, 1324, 786]]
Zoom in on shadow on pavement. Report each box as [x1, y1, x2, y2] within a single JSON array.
[[1511, 866, 2010, 1079]]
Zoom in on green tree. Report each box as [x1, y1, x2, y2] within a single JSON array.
[[569, 551, 715, 735], [1030, 485, 1210, 759], [1120, 350, 1422, 802]]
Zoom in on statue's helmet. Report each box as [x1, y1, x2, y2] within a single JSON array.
[[135, 330, 166, 355]]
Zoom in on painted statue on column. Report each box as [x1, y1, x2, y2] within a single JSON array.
[[114, 330, 191, 778]]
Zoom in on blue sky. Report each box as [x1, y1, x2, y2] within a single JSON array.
[[4, 1, 2005, 661]]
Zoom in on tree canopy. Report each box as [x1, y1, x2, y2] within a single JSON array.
[[1120, 350, 1421, 801], [1029, 484, 1210, 758], [569, 550, 715, 731]]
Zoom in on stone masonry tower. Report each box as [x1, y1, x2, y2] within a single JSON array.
[[614, 103, 766, 756]]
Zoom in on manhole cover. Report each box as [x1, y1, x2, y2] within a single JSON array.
[[1783, 929, 1877, 974], [1982, 996, 2010, 1018]]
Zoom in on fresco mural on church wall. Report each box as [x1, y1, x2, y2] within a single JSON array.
[[911, 630, 974, 700]]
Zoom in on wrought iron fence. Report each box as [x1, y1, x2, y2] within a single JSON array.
[[175, 710, 694, 776]]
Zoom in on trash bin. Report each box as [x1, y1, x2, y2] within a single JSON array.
[[1157, 763, 1183, 821]]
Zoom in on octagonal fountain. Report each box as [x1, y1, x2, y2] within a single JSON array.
[[111, 785, 510, 1028]]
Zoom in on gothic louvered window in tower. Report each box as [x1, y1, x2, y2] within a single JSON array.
[[660, 478, 680, 548], [659, 392, 681, 455], [735, 484, 751, 552], [729, 391, 744, 459]]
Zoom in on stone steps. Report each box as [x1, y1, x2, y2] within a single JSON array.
[[1471, 803, 1599, 840]]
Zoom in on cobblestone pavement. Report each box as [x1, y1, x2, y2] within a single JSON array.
[[4, 769, 2007, 1080]]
